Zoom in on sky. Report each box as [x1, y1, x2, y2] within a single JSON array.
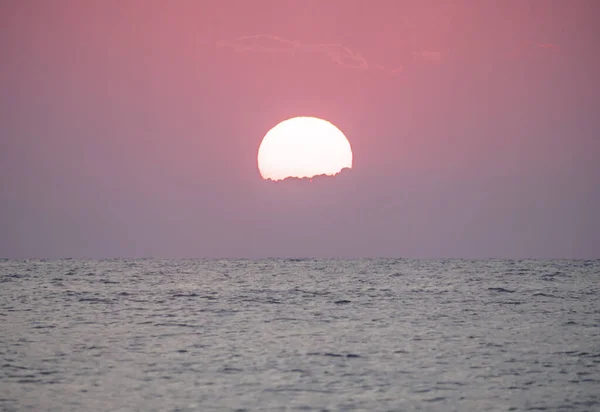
[[1, 0, 599, 259]]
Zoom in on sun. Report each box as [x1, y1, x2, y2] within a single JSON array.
[[257, 117, 353, 181]]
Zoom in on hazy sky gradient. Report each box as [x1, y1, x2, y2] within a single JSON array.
[[1, 0, 599, 259]]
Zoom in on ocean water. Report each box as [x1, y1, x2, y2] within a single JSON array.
[[1, 259, 598, 412]]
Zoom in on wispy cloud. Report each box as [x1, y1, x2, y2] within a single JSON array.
[[530, 41, 559, 51], [412, 50, 444, 64], [508, 40, 561, 59], [217, 34, 560, 77], [217, 34, 403, 75]]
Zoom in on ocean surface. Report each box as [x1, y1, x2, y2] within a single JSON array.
[[1, 259, 598, 411]]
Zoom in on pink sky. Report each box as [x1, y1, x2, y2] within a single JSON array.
[[1, 0, 599, 258]]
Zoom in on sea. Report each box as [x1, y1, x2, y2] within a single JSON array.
[[0, 259, 598, 411]]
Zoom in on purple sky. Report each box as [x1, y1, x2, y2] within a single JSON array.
[[1, 0, 599, 259]]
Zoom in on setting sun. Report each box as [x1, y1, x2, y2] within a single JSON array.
[[257, 117, 353, 181]]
